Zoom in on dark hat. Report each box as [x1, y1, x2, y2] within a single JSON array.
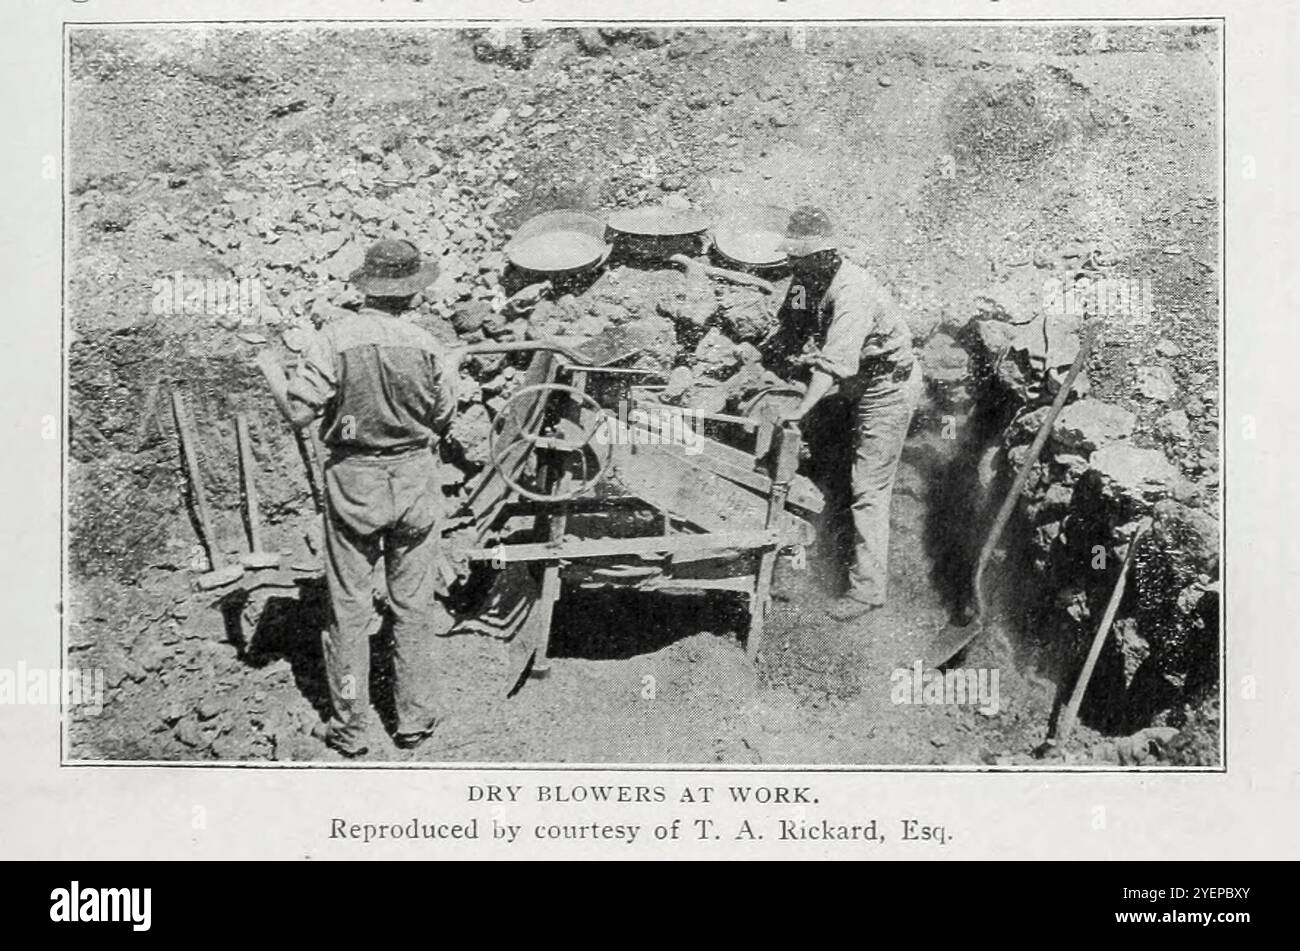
[[778, 206, 839, 257], [349, 239, 441, 296]]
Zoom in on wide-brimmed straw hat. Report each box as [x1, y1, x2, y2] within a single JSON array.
[[777, 206, 840, 257], [349, 239, 441, 296]]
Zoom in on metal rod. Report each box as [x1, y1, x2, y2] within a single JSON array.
[[458, 339, 585, 362], [1053, 521, 1150, 746], [669, 254, 777, 295]]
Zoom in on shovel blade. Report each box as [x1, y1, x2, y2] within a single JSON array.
[[925, 619, 983, 670]]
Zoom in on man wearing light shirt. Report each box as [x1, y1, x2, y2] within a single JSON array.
[[257, 238, 457, 756], [777, 207, 921, 621]]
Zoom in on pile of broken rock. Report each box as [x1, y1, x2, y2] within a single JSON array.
[[966, 307, 1219, 726]]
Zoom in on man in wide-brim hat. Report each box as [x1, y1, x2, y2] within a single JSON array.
[[347, 237, 442, 297], [775, 207, 922, 621], [257, 238, 457, 757]]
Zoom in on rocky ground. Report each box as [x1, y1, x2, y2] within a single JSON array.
[[66, 25, 1220, 765]]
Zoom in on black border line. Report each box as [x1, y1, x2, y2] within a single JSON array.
[[59, 15, 1228, 774]]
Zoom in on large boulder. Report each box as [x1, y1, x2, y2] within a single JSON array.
[[972, 286, 1031, 326], [620, 314, 678, 369], [1084, 444, 1181, 508], [1135, 365, 1177, 402], [971, 318, 1016, 361], [692, 327, 740, 375], [718, 289, 777, 342], [1150, 499, 1220, 577], [920, 332, 969, 384], [980, 311, 1085, 404], [1052, 399, 1136, 454], [922, 332, 973, 409]]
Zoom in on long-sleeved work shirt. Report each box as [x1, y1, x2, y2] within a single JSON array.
[[287, 307, 457, 455], [807, 261, 915, 383]]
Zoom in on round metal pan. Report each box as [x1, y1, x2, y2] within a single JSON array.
[[606, 206, 711, 239], [505, 210, 610, 276], [712, 227, 787, 269], [710, 204, 791, 270]]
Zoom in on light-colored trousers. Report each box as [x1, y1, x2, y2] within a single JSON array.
[[320, 449, 451, 750], [843, 363, 922, 605]]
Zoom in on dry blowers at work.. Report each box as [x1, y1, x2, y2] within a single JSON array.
[[253, 204, 922, 756]]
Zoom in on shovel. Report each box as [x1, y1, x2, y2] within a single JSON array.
[[925, 319, 1101, 668]]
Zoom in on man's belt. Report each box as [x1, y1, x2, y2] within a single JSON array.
[[326, 442, 431, 462], [859, 357, 916, 384]]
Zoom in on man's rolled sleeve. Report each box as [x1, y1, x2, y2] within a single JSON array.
[[819, 286, 879, 380], [286, 329, 337, 413]]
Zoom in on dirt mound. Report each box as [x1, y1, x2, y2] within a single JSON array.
[[946, 65, 1109, 168]]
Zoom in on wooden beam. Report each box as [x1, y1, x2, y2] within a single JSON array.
[[171, 390, 223, 570], [624, 423, 824, 515], [235, 413, 264, 553], [572, 575, 756, 594], [464, 529, 783, 563]]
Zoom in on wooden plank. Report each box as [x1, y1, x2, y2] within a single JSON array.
[[171, 391, 223, 570], [465, 529, 781, 563], [634, 575, 755, 593], [636, 400, 761, 430], [526, 367, 586, 677], [573, 575, 756, 594], [624, 424, 824, 515], [235, 413, 263, 553], [522, 560, 561, 677], [626, 414, 759, 471], [749, 424, 802, 660], [608, 443, 767, 532], [747, 542, 777, 659]]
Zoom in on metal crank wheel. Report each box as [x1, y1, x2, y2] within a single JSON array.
[[487, 383, 612, 503]]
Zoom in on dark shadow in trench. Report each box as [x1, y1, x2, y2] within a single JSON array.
[[546, 587, 748, 662], [1041, 532, 1222, 738], [915, 392, 1018, 620], [795, 395, 857, 596], [795, 385, 1012, 615]]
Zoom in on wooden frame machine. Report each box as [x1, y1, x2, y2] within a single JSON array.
[[454, 338, 823, 676]]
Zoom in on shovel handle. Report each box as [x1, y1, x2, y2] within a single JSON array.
[[971, 320, 1101, 620], [669, 254, 777, 294], [1053, 521, 1150, 746]]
